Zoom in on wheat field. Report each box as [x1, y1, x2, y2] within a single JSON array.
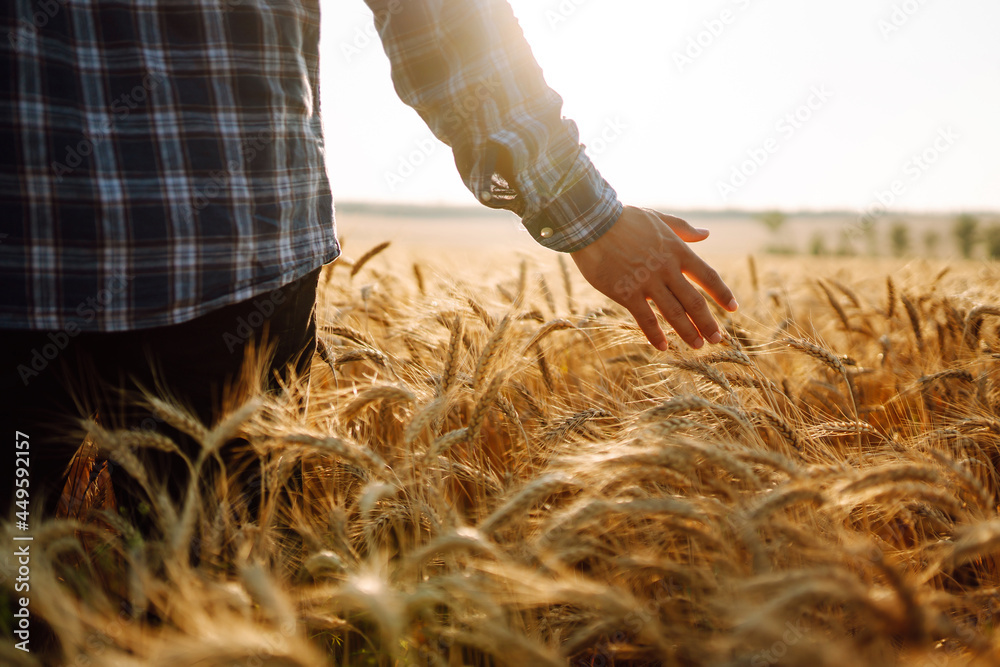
[[5, 246, 1000, 667]]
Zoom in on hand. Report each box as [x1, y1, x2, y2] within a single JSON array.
[[570, 205, 738, 350]]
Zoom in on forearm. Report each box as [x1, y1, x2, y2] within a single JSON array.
[[364, 0, 622, 252]]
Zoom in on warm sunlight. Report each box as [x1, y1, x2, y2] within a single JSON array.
[[320, 1, 1000, 213], [9, 3, 1000, 664]]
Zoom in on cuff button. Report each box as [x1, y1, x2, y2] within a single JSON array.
[[540, 227, 553, 239]]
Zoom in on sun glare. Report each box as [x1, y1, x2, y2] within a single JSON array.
[[320, 0, 999, 212]]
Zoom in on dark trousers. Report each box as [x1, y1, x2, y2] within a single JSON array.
[[0, 268, 321, 519]]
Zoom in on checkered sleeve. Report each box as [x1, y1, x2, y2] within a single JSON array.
[[365, 0, 623, 253]]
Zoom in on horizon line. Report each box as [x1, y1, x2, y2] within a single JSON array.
[[335, 200, 1000, 219]]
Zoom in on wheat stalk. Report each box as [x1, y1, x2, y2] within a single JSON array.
[[808, 420, 877, 435], [784, 337, 860, 439], [471, 313, 511, 390], [147, 395, 209, 444], [558, 254, 575, 315], [335, 347, 389, 368], [746, 486, 825, 523], [818, 280, 852, 332], [901, 293, 924, 352], [516, 258, 528, 307], [886, 276, 897, 319], [784, 337, 846, 376], [751, 409, 803, 452], [404, 395, 449, 445], [535, 349, 555, 393], [465, 295, 496, 329], [963, 305, 1000, 349], [412, 262, 425, 296], [917, 369, 975, 385], [671, 359, 733, 393], [540, 408, 611, 446], [466, 371, 507, 444], [282, 433, 390, 478], [323, 324, 376, 348], [699, 349, 754, 367], [350, 240, 391, 278], [341, 386, 415, 424], [438, 314, 464, 396], [479, 474, 572, 535], [521, 318, 576, 353], [539, 272, 557, 316]]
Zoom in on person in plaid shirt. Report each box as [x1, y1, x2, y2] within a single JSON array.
[[0, 0, 737, 515]]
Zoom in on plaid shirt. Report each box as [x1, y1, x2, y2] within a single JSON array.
[[0, 0, 621, 332]]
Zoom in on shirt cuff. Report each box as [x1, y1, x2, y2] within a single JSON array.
[[518, 161, 623, 254]]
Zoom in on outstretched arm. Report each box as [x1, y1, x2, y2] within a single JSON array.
[[365, 0, 737, 348]]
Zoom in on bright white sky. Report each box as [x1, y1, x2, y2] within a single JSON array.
[[319, 0, 1000, 213]]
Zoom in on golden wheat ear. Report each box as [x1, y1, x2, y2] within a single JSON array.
[[56, 434, 98, 520], [56, 431, 118, 520]]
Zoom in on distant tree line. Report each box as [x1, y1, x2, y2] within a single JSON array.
[[755, 211, 1000, 259]]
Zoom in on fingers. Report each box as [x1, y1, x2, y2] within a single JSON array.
[[623, 298, 669, 351], [644, 285, 705, 349], [658, 276, 724, 346], [638, 252, 738, 349], [684, 254, 739, 312], [654, 211, 710, 244]]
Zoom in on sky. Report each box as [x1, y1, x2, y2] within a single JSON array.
[[319, 0, 1000, 213]]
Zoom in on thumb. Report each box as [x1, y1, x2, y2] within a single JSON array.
[[655, 212, 710, 243]]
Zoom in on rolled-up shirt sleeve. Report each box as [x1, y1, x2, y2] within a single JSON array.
[[364, 0, 623, 253]]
